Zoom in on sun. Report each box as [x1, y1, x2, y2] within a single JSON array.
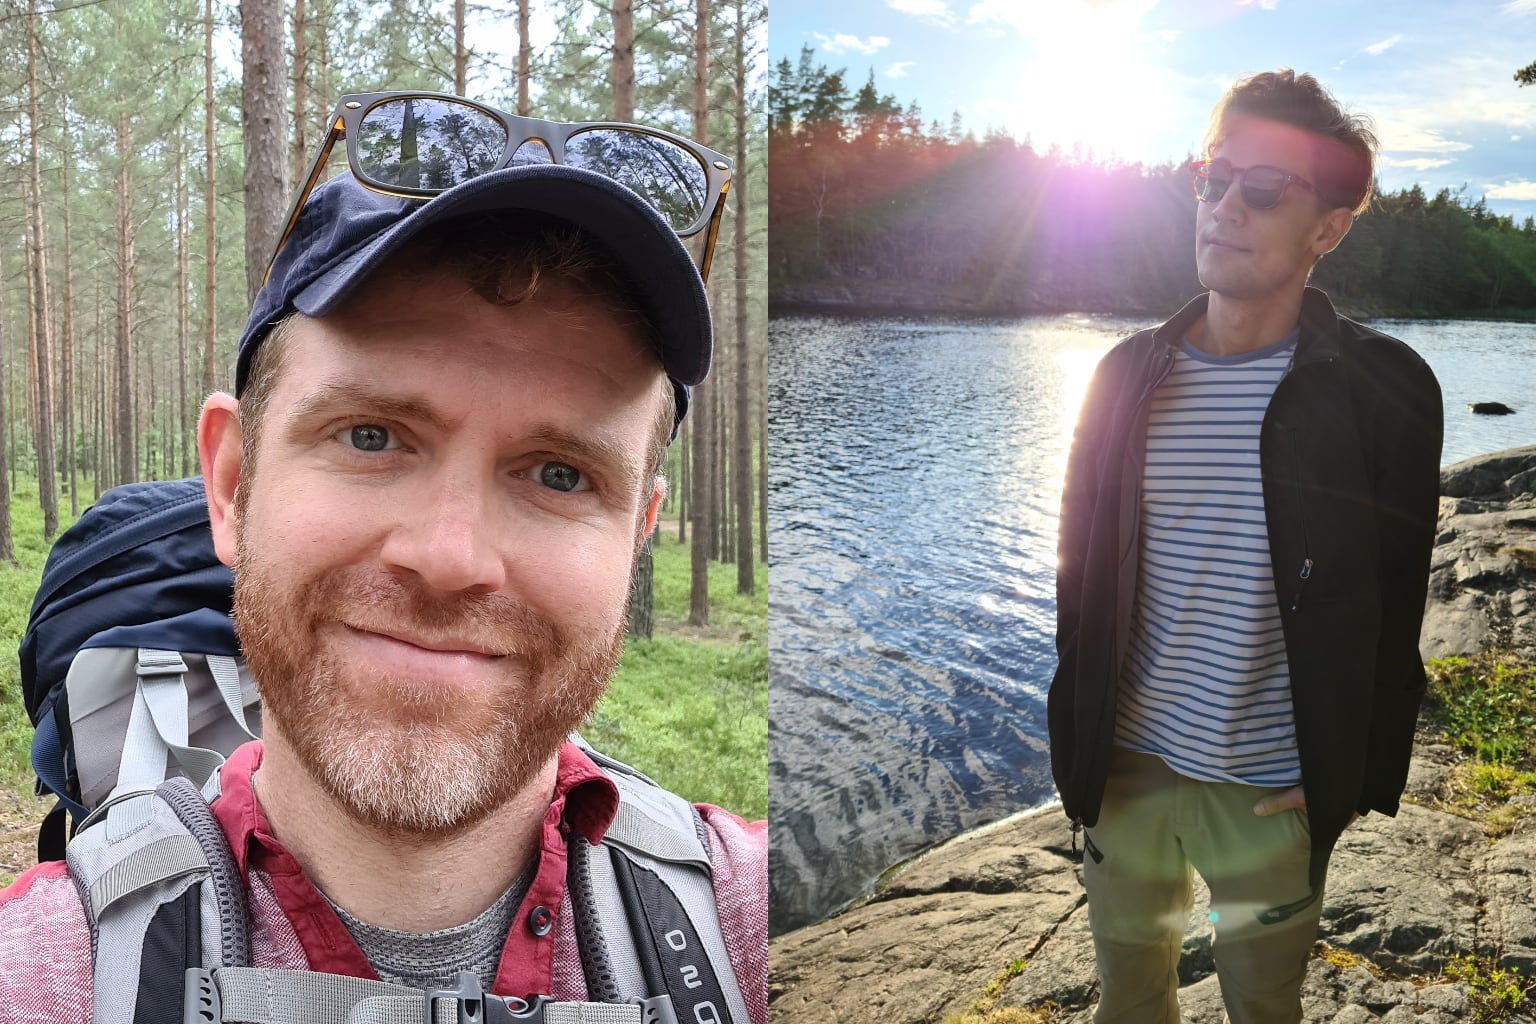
[[985, 0, 1176, 160]]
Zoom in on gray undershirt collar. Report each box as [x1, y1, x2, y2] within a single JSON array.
[[324, 867, 534, 991]]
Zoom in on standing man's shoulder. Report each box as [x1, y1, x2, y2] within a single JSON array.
[[0, 862, 92, 1022], [1333, 311, 1442, 402]]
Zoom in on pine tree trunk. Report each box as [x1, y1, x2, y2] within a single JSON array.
[[686, 0, 711, 627], [709, 368, 725, 562], [242, 0, 288, 304], [292, 0, 309, 189], [62, 132, 77, 515], [116, 111, 136, 486], [453, 0, 467, 96], [677, 417, 689, 543], [204, 0, 218, 395], [611, 0, 634, 120], [732, 0, 753, 594], [27, 0, 59, 540], [758, 341, 767, 560], [177, 131, 191, 477], [0, 248, 14, 562], [517, 0, 531, 115]]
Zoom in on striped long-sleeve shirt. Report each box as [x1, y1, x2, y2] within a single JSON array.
[[1115, 330, 1301, 786]]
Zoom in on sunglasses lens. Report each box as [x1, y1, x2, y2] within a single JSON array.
[[566, 129, 710, 232], [1240, 167, 1289, 209], [1195, 169, 1230, 203], [355, 98, 508, 190]]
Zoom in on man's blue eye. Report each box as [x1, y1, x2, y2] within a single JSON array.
[[349, 425, 390, 451], [540, 462, 583, 492]]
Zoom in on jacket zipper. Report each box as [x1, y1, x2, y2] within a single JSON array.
[[1285, 430, 1314, 612]]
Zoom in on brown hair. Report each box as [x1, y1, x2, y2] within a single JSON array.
[[238, 216, 676, 491], [1206, 68, 1378, 215]]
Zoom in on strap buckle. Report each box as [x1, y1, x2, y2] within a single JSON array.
[[426, 973, 555, 1024], [184, 968, 219, 1024]]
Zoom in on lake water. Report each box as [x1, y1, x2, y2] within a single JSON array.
[[768, 312, 1535, 935]]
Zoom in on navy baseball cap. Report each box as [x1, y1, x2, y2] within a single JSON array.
[[237, 163, 712, 425]]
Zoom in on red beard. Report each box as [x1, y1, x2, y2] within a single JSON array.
[[231, 528, 623, 838]]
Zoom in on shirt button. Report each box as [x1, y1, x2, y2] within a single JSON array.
[[528, 905, 553, 937]]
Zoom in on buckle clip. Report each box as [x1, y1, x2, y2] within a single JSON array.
[[427, 973, 556, 1024], [183, 968, 220, 1024], [426, 972, 487, 1024]]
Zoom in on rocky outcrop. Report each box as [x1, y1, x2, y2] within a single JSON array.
[[773, 447, 1536, 1023], [1421, 445, 1536, 662], [770, 747, 1536, 1023]]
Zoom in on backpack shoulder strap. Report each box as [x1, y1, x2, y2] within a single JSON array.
[[68, 776, 249, 1024], [570, 745, 750, 1024]]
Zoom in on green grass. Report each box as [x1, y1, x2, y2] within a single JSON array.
[[1422, 654, 1536, 837], [595, 527, 767, 820], [0, 480, 84, 789], [1424, 655, 1536, 768], [1444, 953, 1534, 1024], [0, 484, 767, 823], [649, 523, 766, 637]]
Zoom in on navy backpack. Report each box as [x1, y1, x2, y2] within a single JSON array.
[[19, 476, 259, 861]]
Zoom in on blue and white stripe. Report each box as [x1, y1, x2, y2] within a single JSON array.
[[1115, 331, 1301, 786]]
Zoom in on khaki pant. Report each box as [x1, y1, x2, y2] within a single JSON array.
[[1082, 749, 1323, 1024]]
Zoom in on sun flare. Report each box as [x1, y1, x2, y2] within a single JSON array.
[[979, 0, 1176, 160]]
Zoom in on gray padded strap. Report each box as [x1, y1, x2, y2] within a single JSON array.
[[212, 968, 420, 1023], [88, 833, 206, 913], [545, 1005, 643, 1024], [209, 968, 638, 1024]]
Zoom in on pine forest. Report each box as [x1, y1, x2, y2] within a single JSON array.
[[0, 0, 767, 627]]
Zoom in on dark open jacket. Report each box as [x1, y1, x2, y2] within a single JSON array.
[[1049, 287, 1443, 890]]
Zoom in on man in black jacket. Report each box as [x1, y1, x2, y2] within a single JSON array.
[[1050, 70, 1442, 1023]]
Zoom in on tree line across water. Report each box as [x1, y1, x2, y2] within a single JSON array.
[[0, 0, 766, 628], [770, 48, 1536, 321]]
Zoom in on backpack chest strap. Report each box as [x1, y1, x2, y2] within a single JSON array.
[[189, 968, 653, 1024]]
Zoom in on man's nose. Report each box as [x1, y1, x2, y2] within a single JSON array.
[[379, 476, 507, 594], [1212, 176, 1248, 220]]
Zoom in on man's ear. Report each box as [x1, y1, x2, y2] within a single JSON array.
[[641, 478, 666, 542], [198, 393, 243, 568], [1312, 207, 1354, 258]]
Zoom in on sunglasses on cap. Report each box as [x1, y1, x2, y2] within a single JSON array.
[[1190, 157, 1316, 211], [267, 91, 734, 285]]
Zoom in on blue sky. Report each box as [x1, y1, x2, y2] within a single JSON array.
[[771, 0, 1536, 223]]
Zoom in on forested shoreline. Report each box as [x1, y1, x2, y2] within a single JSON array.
[[769, 48, 1536, 322]]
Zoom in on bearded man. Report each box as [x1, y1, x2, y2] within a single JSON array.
[[0, 93, 765, 1024]]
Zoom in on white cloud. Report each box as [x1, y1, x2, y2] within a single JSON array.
[[884, 61, 917, 79], [888, 0, 957, 27], [964, 0, 1161, 41], [1238, 0, 1279, 9], [1362, 34, 1404, 56], [1487, 180, 1536, 200], [1374, 118, 1475, 154], [1380, 157, 1454, 171], [1516, 135, 1525, 142], [1500, 0, 1536, 13], [811, 32, 892, 55]]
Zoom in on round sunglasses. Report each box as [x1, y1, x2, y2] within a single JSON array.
[[268, 91, 733, 284], [1190, 158, 1315, 210]]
